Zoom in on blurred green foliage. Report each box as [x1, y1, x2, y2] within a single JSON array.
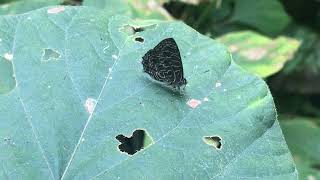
[[217, 31, 300, 77], [0, 0, 63, 15], [280, 117, 320, 179], [165, 0, 291, 36], [0, 0, 319, 179]]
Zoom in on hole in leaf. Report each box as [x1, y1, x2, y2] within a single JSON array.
[[135, 37, 144, 43], [311, 164, 320, 170], [116, 129, 153, 155], [121, 25, 143, 35], [132, 27, 144, 33], [203, 136, 222, 150], [41, 48, 61, 62], [120, 24, 157, 36]]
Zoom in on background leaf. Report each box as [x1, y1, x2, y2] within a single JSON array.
[[280, 117, 320, 180], [164, 0, 292, 37], [231, 0, 291, 35], [0, 0, 63, 15], [269, 25, 320, 95], [83, 0, 172, 20], [218, 31, 300, 78], [82, 0, 132, 16]]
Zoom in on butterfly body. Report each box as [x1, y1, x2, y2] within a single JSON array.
[[142, 38, 187, 90]]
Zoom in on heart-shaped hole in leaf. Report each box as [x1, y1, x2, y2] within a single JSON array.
[[116, 129, 153, 155]]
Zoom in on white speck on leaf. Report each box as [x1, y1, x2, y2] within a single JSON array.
[[102, 42, 110, 54], [203, 97, 209, 102], [109, 77, 112, 80], [47, 7, 65, 14], [108, 68, 112, 72], [48, 85, 51, 89], [215, 81, 221, 88], [187, 99, 202, 109], [112, 55, 118, 59], [223, 89, 227, 92], [4, 53, 13, 61], [27, 17, 32, 20], [81, 138, 85, 142], [85, 98, 97, 114], [0, 38, 2, 42]]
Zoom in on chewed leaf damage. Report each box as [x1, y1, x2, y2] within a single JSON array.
[[120, 24, 157, 36], [116, 129, 153, 155], [41, 48, 61, 62], [203, 136, 222, 150]]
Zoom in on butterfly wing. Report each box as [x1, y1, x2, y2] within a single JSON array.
[[142, 38, 186, 87]]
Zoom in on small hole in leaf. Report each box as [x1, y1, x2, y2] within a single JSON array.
[[311, 164, 320, 170], [135, 37, 144, 43], [133, 27, 144, 33], [120, 24, 157, 35], [203, 136, 222, 150], [121, 25, 144, 35], [116, 129, 153, 155], [41, 48, 61, 62]]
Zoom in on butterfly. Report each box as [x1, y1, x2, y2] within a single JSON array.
[[142, 38, 187, 90]]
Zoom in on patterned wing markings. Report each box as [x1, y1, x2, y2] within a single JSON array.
[[142, 38, 187, 89]]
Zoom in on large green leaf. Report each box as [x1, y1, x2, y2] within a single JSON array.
[[218, 31, 300, 78], [0, 6, 297, 179], [280, 118, 320, 180]]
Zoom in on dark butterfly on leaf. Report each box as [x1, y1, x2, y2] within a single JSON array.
[[142, 38, 187, 90]]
